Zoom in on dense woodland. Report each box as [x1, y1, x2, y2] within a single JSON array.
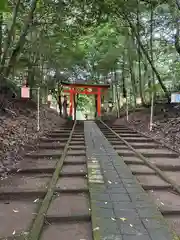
[[0, 0, 180, 111]]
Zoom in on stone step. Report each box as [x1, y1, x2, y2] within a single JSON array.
[[41, 222, 92, 240], [107, 133, 143, 138], [117, 149, 178, 158], [25, 150, 62, 158], [38, 143, 63, 149], [46, 193, 90, 219], [114, 143, 159, 150], [39, 137, 68, 142], [110, 137, 154, 143]]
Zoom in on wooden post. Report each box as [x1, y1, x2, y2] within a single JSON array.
[[37, 87, 40, 131], [126, 89, 129, 121], [97, 87, 101, 117], [149, 92, 154, 131]]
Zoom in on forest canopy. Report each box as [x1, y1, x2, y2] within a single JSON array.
[[0, 0, 180, 107]]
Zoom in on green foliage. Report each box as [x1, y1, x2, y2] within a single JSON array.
[[77, 95, 93, 112], [145, 83, 164, 94], [0, 0, 180, 108], [0, 0, 7, 11]]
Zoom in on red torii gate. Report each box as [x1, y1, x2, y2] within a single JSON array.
[[61, 82, 110, 118]]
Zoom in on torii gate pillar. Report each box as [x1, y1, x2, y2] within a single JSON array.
[[97, 87, 101, 117]]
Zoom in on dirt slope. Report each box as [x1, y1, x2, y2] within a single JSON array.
[[114, 104, 180, 152], [0, 96, 65, 176]]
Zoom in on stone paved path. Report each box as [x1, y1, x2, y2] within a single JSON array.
[[84, 121, 175, 240]]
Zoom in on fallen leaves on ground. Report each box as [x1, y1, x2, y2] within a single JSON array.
[[0, 96, 65, 176], [115, 104, 180, 152]]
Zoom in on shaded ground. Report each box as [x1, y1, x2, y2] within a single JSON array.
[[114, 103, 180, 152], [0, 95, 65, 176]]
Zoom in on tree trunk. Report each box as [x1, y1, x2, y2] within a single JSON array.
[[122, 50, 126, 100], [175, 18, 180, 55], [138, 50, 145, 105], [128, 54, 137, 107], [150, 0, 155, 94], [123, 11, 170, 102], [74, 93, 79, 120], [0, 13, 3, 60], [175, 0, 180, 9], [149, 0, 155, 130], [173, 0, 180, 55], [136, 0, 146, 106], [58, 85, 63, 116], [166, 1, 180, 56], [114, 67, 120, 117], [127, 31, 137, 107], [0, 0, 21, 71], [3, 0, 38, 78], [143, 60, 151, 101]]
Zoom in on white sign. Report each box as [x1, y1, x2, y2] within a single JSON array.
[[21, 87, 30, 98], [47, 94, 52, 101], [171, 93, 180, 103]]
